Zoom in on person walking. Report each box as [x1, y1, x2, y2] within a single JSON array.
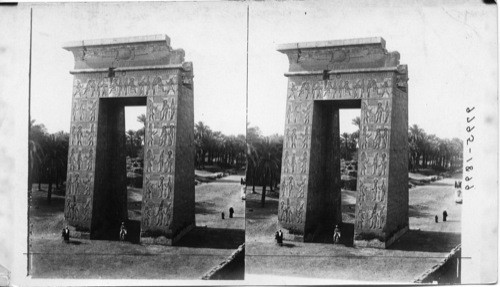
[[443, 210, 448, 222], [62, 226, 70, 243], [333, 225, 341, 244], [435, 215, 439, 223], [221, 212, 225, 219], [119, 222, 127, 241], [229, 207, 234, 218], [277, 229, 283, 246]]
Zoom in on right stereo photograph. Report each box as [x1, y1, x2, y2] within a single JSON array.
[[245, 0, 497, 284]]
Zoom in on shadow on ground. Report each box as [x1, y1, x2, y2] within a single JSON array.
[[408, 204, 433, 218], [195, 201, 218, 215], [389, 230, 461, 252], [125, 220, 141, 244], [176, 227, 244, 249]]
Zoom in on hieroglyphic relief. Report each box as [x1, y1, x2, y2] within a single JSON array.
[[280, 73, 394, 231], [73, 71, 178, 98], [66, 76, 100, 224], [286, 74, 393, 102], [354, 75, 393, 231], [140, 70, 179, 230]]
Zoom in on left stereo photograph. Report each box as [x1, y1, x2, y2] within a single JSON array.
[[27, 2, 247, 280]]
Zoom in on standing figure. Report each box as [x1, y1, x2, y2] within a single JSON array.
[[290, 153, 296, 173], [359, 152, 368, 176], [158, 150, 165, 172], [62, 226, 70, 243], [443, 210, 448, 222], [298, 81, 311, 99], [86, 149, 93, 171], [166, 150, 174, 173], [290, 128, 297, 148], [297, 178, 305, 198], [160, 99, 169, 121], [167, 98, 175, 121], [275, 229, 283, 246], [374, 102, 383, 123], [119, 222, 127, 241], [76, 126, 83, 146], [165, 76, 176, 96], [229, 207, 234, 218], [312, 81, 323, 99], [288, 82, 298, 100], [287, 103, 294, 124], [87, 124, 95, 146], [333, 225, 341, 244]]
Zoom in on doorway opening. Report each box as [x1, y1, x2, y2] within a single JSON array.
[[306, 100, 360, 245], [90, 97, 146, 243], [125, 105, 147, 243], [338, 107, 361, 246]]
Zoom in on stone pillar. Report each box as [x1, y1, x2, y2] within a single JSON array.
[[277, 37, 409, 248], [63, 35, 195, 244]]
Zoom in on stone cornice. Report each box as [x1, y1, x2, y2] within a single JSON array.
[[63, 35, 186, 70], [277, 37, 386, 52], [278, 37, 400, 72]]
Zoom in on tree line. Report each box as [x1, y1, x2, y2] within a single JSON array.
[[246, 117, 463, 207], [29, 115, 462, 206], [29, 117, 245, 203], [29, 120, 69, 203]]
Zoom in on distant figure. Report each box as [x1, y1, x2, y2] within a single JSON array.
[[221, 212, 225, 219], [435, 215, 438, 223], [119, 222, 127, 241], [275, 229, 283, 246], [62, 226, 70, 243], [443, 210, 448, 222], [229, 207, 234, 218], [333, 225, 341, 244]]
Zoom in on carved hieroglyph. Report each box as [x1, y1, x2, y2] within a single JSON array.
[[64, 35, 195, 244], [277, 38, 409, 248]]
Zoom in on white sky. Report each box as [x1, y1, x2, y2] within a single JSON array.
[[28, 1, 497, 139], [247, 0, 497, 138], [30, 2, 247, 136]]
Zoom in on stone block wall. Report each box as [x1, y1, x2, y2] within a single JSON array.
[[386, 81, 409, 237], [278, 38, 409, 248], [171, 83, 196, 239], [63, 35, 195, 244]]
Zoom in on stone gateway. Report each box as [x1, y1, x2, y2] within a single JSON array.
[[277, 37, 409, 248], [63, 35, 195, 245]]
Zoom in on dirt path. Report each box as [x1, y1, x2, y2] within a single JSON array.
[[29, 175, 245, 279], [245, 176, 461, 282]]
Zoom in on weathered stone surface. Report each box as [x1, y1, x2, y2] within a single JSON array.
[[64, 35, 195, 245], [277, 38, 408, 248]]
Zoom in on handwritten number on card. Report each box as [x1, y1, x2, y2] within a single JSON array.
[[464, 107, 475, 191]]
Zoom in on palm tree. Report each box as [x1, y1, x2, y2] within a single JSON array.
[[257, 138, 280, 207], [29, 120, 48, 191], [195, 121, 212, 168], [28, 139, 43, 192], [409, 124, 425, 171], [43, 133, 67, 203]]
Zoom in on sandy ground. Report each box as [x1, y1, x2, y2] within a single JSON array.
[[245, 174, 462, 283], [29, 174, 245, 279]]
